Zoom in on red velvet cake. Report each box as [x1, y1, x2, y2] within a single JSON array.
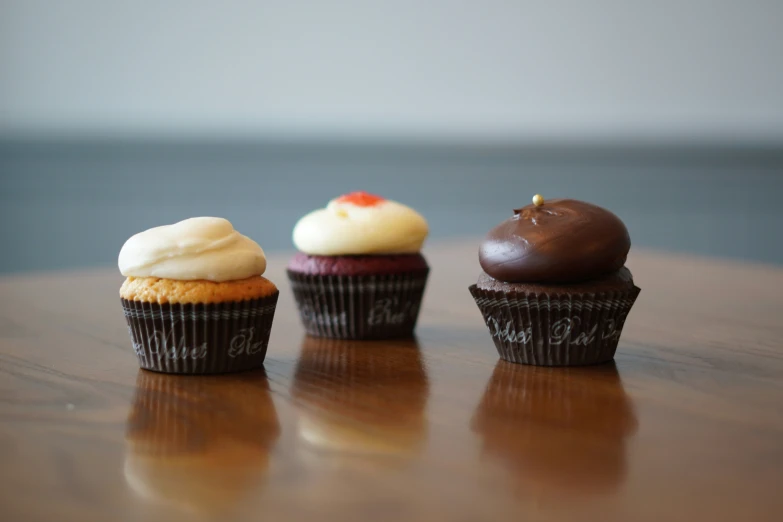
[[288, 191, 430, 340]]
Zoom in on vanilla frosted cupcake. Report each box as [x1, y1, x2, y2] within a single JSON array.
[[288, 191, 429, 339], [119, 217, 278, 373]]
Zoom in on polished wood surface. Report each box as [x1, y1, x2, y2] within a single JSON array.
[[1, 241, 783, 522]]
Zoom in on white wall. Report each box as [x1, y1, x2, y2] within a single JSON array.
[[1, 0, 782, 142]]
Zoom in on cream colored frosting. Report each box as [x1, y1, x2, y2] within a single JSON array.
[[293, 198, 428, 255], [118, 217, 266, 282]]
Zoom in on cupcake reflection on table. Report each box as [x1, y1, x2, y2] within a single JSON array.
[[288, 192, 430, 340], [291, 336, 429, 460], [471, 361, 638, 498], [124, 370, 280, 515]]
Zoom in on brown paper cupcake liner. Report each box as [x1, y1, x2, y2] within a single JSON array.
[[121, 292, 278, 374], [469, 285, 640, 366], [287, 270, 429, 339]]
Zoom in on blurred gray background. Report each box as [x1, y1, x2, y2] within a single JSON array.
[[1, 1, 782, 273]]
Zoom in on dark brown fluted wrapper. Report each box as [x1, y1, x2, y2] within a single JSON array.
[[469, 285, 640, 366], [287, 270, 429, 339], [121, 292, 278, 374]]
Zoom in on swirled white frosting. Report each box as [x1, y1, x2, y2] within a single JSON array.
[[293, 197, 428, 255], [118, 217, 266, 281]]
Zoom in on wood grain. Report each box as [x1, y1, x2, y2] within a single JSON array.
[[1, 241, 783, 522]]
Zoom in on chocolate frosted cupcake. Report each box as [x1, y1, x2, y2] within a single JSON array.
[[288, 191, 429, 339], [469, 196, 640, 366], [119, 217, 279, 374]]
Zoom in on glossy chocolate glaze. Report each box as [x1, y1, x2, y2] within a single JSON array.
[[479, 199, 630, 283]]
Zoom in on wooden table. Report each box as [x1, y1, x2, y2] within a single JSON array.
[[1, 241, 782, 522]]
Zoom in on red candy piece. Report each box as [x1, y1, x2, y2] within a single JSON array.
[[335, 191, 386, 207]]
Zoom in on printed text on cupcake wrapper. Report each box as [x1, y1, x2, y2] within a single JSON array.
[[129, 324, 270, 360], [484, 314, 627, 346], [298, 297, 420, 328]]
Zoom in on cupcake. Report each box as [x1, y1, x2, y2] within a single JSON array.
[[287, 191, 429, 339], [118, 217, 278, 374], [124, 369, 280, 515], [469, 195, 640, 366]]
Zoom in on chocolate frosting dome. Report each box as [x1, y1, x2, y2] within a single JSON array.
[[479, 199, 630, 283]]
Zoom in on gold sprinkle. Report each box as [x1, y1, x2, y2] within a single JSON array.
[[532, 194, 544, 207]]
